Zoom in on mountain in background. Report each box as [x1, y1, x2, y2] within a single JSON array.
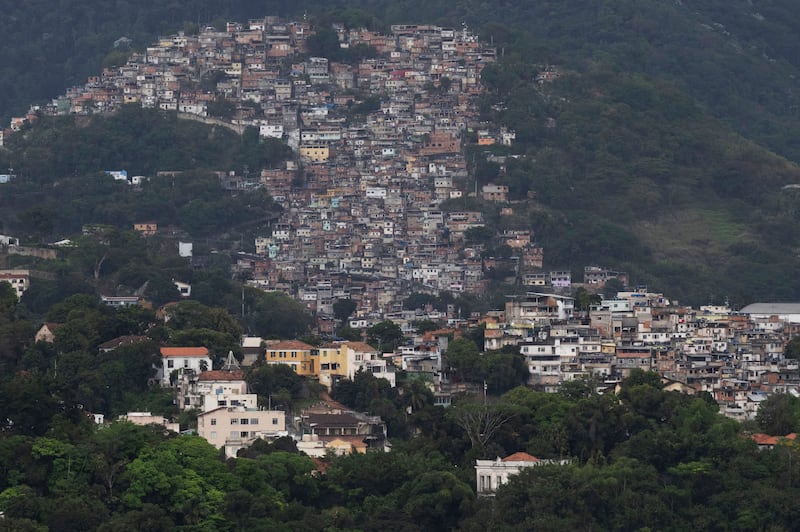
[[2, 0, 800, 306]]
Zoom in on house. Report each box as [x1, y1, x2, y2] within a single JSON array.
[[299, 144, 330, 162], [481, 184, 508, 202], [241, 336, 264, 366], [98, 335, 149, 353], [265, 340, 316, 376], [0, 269, 30, 299], [35, 323, 62, 343], [174, 281, 191, 297], [0, 235, 19, 247], [341, 341, 396, 386], [100, 295, 140, 308], [300, 403, 389, 452], [133, 222, 158, 236], [750, 433, 798, 450], [177, 369, 257, 411], [197, 406, 287, 458], [158, 346, 212, 386], [119, 411, 180, 433], [475, 452, 570, 495]]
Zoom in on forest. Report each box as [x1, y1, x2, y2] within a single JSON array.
[[3, 269, 800, 531]]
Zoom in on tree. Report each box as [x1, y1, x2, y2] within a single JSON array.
[[246, 363, 304, 409], [448, 398, 513, 450], [332, 369, 397, 413], [602, 278, 626, 298], [246, 290, 312, 339], [573, 287, 602, 312], [412, 319, 438, 333], [399, 470, 473, 530], [785, 336, 800, 359], [480, 351, 530, 394], [336, 326, 362, 341], [445, 337, 481, 381], [0, 282, 16, 310], [165, 301, 242, 337], [366, 321, 403, 353], [756, 394, 800, 435], [333, 299, 357, 325], [305, 27, 342, 61]]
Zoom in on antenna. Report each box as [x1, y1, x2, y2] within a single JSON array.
[[222, 350, 241, 371]]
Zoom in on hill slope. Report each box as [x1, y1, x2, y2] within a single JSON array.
[[3, 1, 800, 305]]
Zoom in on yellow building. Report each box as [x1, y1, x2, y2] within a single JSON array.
[[266, 340, 395, 387], [317, 343, 347, 389], [299, 144, 330, 162], [265, 340, 316, 376], [315, 341, 395, 389], [133, 222, 158, 236]]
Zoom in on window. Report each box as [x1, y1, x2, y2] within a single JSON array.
[[210, 431, 217, 439], [272, 418, 279, 425], [250, 418, 259, 425], [240, 431, 249, 438], [230, 418, 238, 425], [230, 431, 238, 438], [291, 351, 297, 358], [218, 400, 226, 406], [210, 418, 217, 426], [183, 360, 189, 368], [240, 418, 249, 425], [167, 360, 174, 368]]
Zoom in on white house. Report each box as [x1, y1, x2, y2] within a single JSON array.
[[158, 346, 212, 386], [197, 406, 287, 458], [342, 341, 396, 386], [0, 270, 29, 299], [174, 280, 191, 297], [119, 411, 180, 433], [475, 452, 570, 496], [192, 370, 257, 412], [0, 235, 19, 247]]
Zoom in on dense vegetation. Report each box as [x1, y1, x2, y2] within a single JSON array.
[[0, 106, 289, 243], [4, 280, 800, 532]]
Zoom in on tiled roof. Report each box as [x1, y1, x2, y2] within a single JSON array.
[[305, 413, 361, 427], [751, 433, 797, 446], [343, 341, 378, 352], [197, 370, 245, 381], [267, 340, 315, 350], [160, 346, 209, 357], [502, 452, 540, 462]]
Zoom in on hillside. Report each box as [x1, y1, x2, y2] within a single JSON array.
[[0, 107, 289, 242], [3, 1, 800, 305]]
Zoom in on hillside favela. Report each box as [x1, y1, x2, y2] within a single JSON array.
[[3, 7, 800, 530]]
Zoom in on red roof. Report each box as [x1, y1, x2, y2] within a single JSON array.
[[160, 347, 209, 357], [751, 433, 798, 446], [197, 370, 245, 381], [267, 340, 314, 351], [502, 452, 540, 462]]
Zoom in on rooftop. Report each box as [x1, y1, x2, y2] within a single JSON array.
[[160, 346, 210, 357]]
